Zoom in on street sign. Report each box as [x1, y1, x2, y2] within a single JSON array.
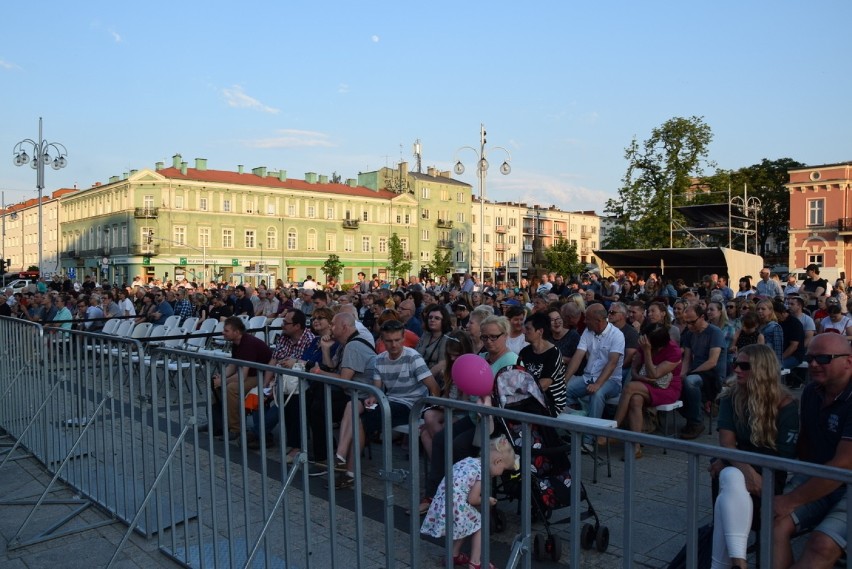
[[142, 257, 151, 265], [232, 259, 239, 266], [68, 268, 76, 279], [179, 257, 187, 265]]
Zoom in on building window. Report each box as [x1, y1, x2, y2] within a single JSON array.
[[344, 235, 354, 252], [509, 217, 516, 227], [441, 189, 449, 201], [307, 204, 316, 218], [245, 199, 255, 214], [404, 214, 411, 225], [266, 228, 277, 249], [245, 230, 255, 248], [307, 229, 317, 251], [288, 204, 296, 217], [174, 226, 186, 245], [456, 212, 465, 223], [807, 199, 824, 227], [267, 202, 276, 215], [456, 251, 465, 262], [199, 197, 208, 211], [457, 192, 465, 203], [143, 195, 154, 209], [808, 253, 824, 266], [421, 229, 430, 241], [287, 229, 297, 250], [326, 206, 334, 219], [199, 228, 210, 248], [223, 199, 232, 213], [222, 229, 233, 248], [378, 237, 387, 253], [421, 187, 430, 199], [396, 214, 402, 224], [362, 236, 371, 252], [400, 237, 408, 251], [422, 209, 430, 221], [175, 195, 184, 209], [362, 210, 369, 222], [326, 232, 336, 251], [456, 231, 465, 243]]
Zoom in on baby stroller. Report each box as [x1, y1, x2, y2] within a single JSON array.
[[492, 365, 609, 562]]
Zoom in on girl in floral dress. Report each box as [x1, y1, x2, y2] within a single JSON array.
[[421, 435, 517, 569]]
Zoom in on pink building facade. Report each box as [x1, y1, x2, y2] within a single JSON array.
[[787, 162, 852, 275]]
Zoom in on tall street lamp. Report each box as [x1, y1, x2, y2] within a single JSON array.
[[454, 124, 511, 282], [12, 118, 68, 277]]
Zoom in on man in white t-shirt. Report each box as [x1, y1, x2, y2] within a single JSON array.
[[562, 303, 625, 451]]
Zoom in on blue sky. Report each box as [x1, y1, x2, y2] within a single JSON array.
[[2, 1, 850, 214]]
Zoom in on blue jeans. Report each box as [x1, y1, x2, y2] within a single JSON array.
[[564, 375, 622, 444], [782, 355, 803, 370], [681, 373, 708, 425]]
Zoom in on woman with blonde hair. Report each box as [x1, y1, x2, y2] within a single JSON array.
[[708, 344, 798, 569], [755, 299, 783, 363]]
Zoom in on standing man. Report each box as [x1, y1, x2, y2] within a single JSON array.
[[562, 303, 625, 452], [773, 333, 852, 569], [801, 264, 828, 312], [756, 266, 783, 299], [357, 272, 370, 294], [205, 316, 273, 440], [678, 304, 727, 439]]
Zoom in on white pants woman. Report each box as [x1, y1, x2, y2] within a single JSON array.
[[711, 467, 753, 569]]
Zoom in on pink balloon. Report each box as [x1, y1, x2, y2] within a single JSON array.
[[452, 354, 494, 397]]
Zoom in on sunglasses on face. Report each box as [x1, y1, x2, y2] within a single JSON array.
[[733, 361, 751, 371], [804, 353, 850, 365]]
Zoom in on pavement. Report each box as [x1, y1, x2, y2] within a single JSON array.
[[0, 399, 811, 569]]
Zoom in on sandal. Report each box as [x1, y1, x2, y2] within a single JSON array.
[[419, 496, 433, 515], [452, 552, 470, 566]]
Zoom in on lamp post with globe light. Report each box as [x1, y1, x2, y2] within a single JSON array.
[[454, 124, 511, 283], [12, 118, 68, 277]]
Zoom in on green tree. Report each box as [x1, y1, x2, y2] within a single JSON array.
[[425, 245, 453, 278], [603, 116, 715, 249], [386, 233, 411, 280], [321, 254, 345, 283], [543, 239, 586, 279]]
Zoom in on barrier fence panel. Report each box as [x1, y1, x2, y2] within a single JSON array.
[[107, 345, 402, 569], [406, 395, 852, 569]]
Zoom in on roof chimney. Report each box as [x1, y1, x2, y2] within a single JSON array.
[[252, 166, 267, 178], [238, 165, 244, 174], [319, 174, 328, 184], [172, 153, 182, 169], [180, 162, 188, 175], [155, 161, 164, 171], [399, 161, 408, 179], [195, 158, 207, 171], [305, 172, 318, 184], [278, 170, 287, 181], [346, 178, 357, 187]]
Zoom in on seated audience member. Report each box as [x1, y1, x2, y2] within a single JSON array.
[[773, 333, 852, 569], [709, 344, 798, 569], [679, 304, 727, 440], [518, 311, 567, 416], [774, 300, 805, 370], [375, 309, 419, 351], [563, 303, 625, 452]]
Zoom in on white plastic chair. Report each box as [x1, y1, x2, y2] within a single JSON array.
[[162, 315, 181, 332], [180, 317, 199, 335]]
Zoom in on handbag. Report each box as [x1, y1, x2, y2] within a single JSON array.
[[653, 372, 674, 389]]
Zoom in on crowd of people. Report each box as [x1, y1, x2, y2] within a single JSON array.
[[3, 264, 849, 568]]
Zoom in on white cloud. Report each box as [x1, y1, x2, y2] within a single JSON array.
[[338, 83, 350, 94], [109, 29, 122, 43], [371, 35, 380, 43], [222, 85, 280, 114], [245, 129, 335, 149], [0, 59, 18, 70]]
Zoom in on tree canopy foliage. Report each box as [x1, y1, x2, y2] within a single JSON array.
[[386, 233, 411, 280], [321, 254, 344, 281], [603, 116, 715, 249], [543, 239, 586, 279], [425, 245, 453, 278]]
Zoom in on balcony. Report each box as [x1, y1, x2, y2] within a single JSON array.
[[130, 244, 161, 256], [437, 240, 455, 249], [838, 218, 852, 235], [522, 225, 534, 234], [495, 243, 507, 252], [436, 219, 453, 229], [581, 230, 593, 239], [523, 244, 533, 251], [495, 225, 507, 234], [60, 250, 77, 259], [581, 247, 591, 255], [342, 219, 360, 229], [134, 207, 159, 218]]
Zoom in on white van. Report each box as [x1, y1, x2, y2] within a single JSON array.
[[792, 267, 845, 287]]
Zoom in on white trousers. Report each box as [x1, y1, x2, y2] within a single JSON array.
[[711, 466, 753, 568]]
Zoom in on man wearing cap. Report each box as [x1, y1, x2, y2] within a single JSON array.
[[756, 266, 783, 299], [802, 264, 828, 312], [818, 299, 852, 335], [775, 300, 806, 369]]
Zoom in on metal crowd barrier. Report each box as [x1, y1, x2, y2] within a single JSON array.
[[407, 395, 852, 569], [0, 315, 405, 567]]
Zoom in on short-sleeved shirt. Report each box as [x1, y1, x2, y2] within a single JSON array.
[[231, 333, 274, 378], [576, 322, 625, 384], [820, 315, 852, 334], [618, 323, 640, 369], [799, 379, 852, 465], [373, 347, 432, 408], [779, 316, 806, 360], [717, 397, 800, 459], [796, 313, 816, 336], [682, 323, 727, 381], [518, 344, 567, 414], [339, 335, 377, 387]]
